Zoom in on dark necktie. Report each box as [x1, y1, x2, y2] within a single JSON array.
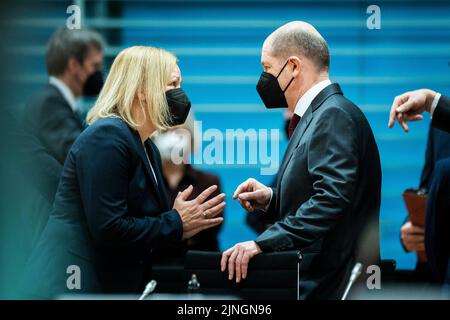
[[288, 114, 301, 138]]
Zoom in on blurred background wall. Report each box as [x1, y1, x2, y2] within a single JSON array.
[[1, 1, 449, 289]]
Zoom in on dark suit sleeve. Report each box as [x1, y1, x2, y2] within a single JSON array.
[[75, 124, 183, 250], [256, 107, 358, 252], [38, 96, 83, 163], [15, 129, 62, 204], [432, 95, 450, 133], [419, 125, 435, 190]]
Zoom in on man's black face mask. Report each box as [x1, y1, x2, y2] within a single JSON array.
[[83, 70, 104, 96], [256, 60, 294, 109], [166, 88, 191, 126]]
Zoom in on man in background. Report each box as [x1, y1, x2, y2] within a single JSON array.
[[20, 28, 104, 244], [23, 28, 104, 166], [389, 89, 450, 292]]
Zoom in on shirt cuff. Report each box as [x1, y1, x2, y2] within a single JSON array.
[[430, 92, 442, 118], [261, 188, 273, 212]]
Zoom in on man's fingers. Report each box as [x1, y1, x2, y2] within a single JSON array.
[[403, 114, 424, 122], [221, 247, 233, 272], [408, 225, 425, 234], [388, 96, 402, 128], [195, 185, 218, 204], [241, 254, 250, 280], [238, 189, 266, 201], [395, 96, 415, 114], [227, 249, 239, 280], [235, 249, 244, 283], [233, 179, 253, 199], [403, 234, 425, 243]]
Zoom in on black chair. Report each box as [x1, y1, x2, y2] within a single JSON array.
[[184, 250, 302, 300]]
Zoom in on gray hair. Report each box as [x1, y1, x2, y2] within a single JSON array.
[[269, 26, 330, 71], [46, 28, 104, 76]]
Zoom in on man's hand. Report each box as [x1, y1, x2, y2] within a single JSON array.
[[400, 221, 425, 252], [388, 89, 437, 132], [233, 178, 271, 212], [221, 241, 262, 283]]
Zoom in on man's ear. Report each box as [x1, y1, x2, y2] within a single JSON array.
[[289, 56, 302, 78], [67, 57, 81, 76]]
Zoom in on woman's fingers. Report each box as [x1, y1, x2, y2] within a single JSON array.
[[195, 185, 218, 204], [204, 202, 226, 218], [183, 217, 223, 239], [178, 185, 193, 201], [200, 193, 226, 211]]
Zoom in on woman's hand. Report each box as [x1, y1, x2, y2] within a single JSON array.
[[173, 185, 226, 240]]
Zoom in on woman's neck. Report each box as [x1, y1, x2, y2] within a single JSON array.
[[133, 102, 156, 143]]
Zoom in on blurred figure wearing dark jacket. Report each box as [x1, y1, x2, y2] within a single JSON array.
[[400, 125, 450, 281], [20, 28, 104, 244]]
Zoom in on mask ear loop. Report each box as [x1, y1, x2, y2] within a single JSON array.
[[276, 59, 290, 78], [277, 59, 295, 93], [282, 76, 295, 93]]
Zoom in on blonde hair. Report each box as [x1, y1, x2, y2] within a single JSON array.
[[86, 46, 177, 130]]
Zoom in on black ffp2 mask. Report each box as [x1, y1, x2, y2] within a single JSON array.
[[83, 70, 104, 96], [256, 60, 294, 109], [166, 88, 191, 126]]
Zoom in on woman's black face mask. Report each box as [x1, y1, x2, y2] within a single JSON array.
[[256, 60, 294, 109], [165, 88, 191, 126]]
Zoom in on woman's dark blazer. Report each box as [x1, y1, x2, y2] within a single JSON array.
[[21, 116, 183, 298]]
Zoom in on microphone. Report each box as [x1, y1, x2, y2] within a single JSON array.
[[341, 262, 363, 300], [138, 280, 157, 300]]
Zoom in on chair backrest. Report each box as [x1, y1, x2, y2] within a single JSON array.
[[184, 250, 302, 300]]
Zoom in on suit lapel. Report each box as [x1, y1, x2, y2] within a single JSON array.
[[145, 139, 171, 211], [275, 83, 344, 212], [276, 106, 313, 195], [130, 129, 166, 209]]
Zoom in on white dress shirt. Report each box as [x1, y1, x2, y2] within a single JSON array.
[[49, 76, 78, 112], [430, 92, 442, 118], [293, 79, 332, 117]]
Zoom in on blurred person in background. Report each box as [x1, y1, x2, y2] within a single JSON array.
[[20, 46, 225, 299], [153, 113, 223, 254], [23, 28, 105, 166], [19, 28, 105, 246], [389, 89, 450, 291], [399, 125, 450, 281]]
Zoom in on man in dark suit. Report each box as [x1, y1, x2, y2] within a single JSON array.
[[19, 29, 104, 242], [220, 21, 381, 299], [399, 126, 450, 281], [389, 89, 450, 291], [425, 158, 450, 290], [23, 28, 104, 165]]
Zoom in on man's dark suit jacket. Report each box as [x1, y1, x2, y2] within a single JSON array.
[[432, 95, 450, 133], [23, 84, 83, 165], [399, 124, 450, 281], [425, 158, 450, 287], [255, 83, 382, 300], [21, 117, 183, 298]]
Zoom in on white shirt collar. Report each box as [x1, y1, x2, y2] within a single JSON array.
[[49, 76, 78, 112], [294, 79, 332, 117]]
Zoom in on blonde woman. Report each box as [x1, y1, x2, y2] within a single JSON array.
[[21, 46, 225, 298]]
